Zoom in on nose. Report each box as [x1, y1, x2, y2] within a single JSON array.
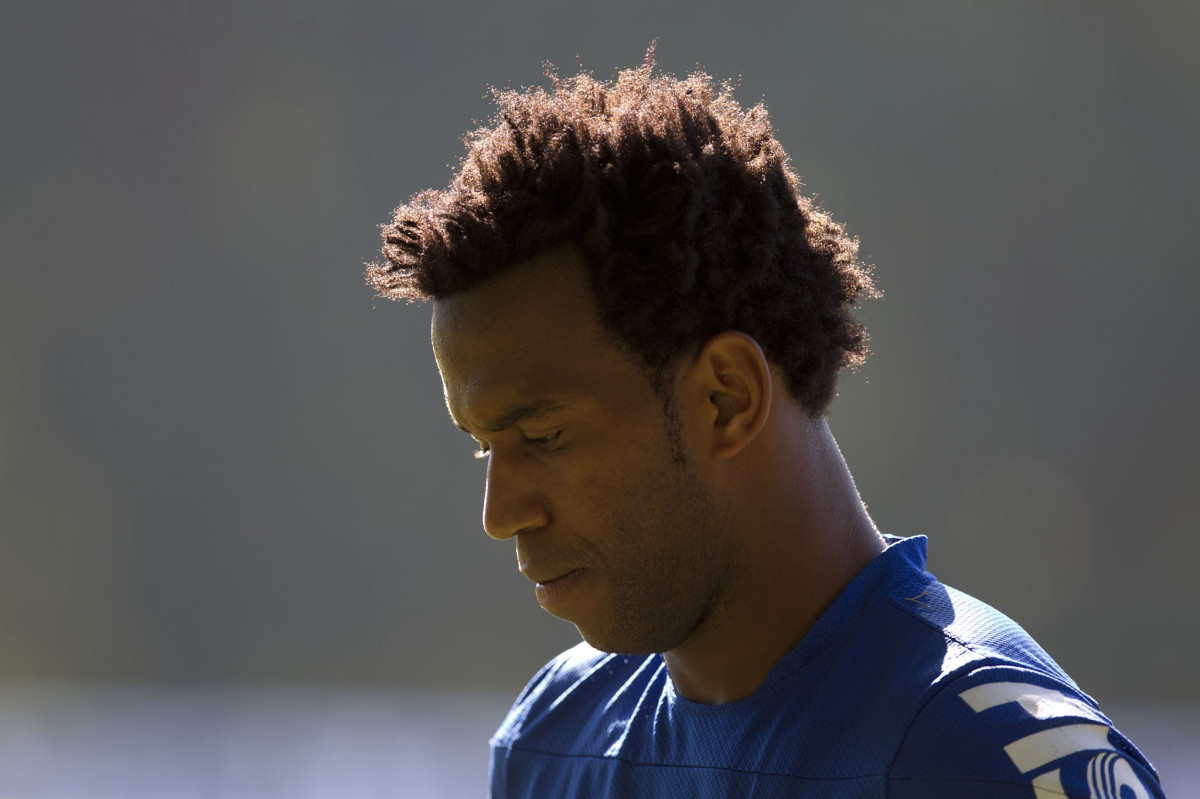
[[482, 451, 550, 540]]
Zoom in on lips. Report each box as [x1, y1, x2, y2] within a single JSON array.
[[521, 566, 578, 585], [534, 568, 581, 586], [530, 568, 586, 611], [518, 551, 582, 584]]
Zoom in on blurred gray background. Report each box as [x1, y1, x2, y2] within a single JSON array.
[[1, 0, 1197, 795]]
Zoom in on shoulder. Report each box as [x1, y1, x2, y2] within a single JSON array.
[[862, 561, 1165, 796], [837, 536, 1079, 691], [883, 564, 1077, 685], [886, 664, 1165, 798]]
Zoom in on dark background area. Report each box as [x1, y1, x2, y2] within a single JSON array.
[[1, 1, 1197, 705]]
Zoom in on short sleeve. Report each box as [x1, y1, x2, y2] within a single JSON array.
[[887, 666, 1165, 798]]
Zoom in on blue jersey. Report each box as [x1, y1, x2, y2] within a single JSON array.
[[489, 536, 1164, 797]]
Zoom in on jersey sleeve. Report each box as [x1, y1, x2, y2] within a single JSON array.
[[887, 666, 1166, 798]]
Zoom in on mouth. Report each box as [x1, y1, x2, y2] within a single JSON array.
[[532, 568, 585, 611]]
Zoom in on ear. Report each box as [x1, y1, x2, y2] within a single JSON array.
[[685, 331, 772, 460]]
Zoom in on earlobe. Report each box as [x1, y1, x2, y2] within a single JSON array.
[[695, 332, 772, 460]]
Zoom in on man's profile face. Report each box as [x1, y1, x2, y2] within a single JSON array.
[[430, 245, 739, 655]]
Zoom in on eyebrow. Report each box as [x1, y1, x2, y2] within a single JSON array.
[[456, 398, 572, 435]]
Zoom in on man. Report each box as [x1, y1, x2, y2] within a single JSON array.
[[367, 53, 1165, 798]]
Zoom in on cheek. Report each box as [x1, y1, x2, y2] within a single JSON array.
[[574, 467, 638, 527], [555, 411, 683, 534], [597, 456, 683, 539], [557, 453, 660, 540]]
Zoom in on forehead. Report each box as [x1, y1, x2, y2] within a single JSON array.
[[433, 245, 599, 350], [430, 246, 639, 427]]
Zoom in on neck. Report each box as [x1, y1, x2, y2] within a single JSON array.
[[663, 415, 885, 704]]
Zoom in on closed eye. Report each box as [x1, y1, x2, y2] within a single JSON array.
[[524, 431, 562, 449], [470, 431, 562, 460]]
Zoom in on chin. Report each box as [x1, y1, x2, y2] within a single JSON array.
[[574, 624, 674, 657]]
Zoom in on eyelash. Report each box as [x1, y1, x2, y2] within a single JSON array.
[[472, 432, 561, 460]]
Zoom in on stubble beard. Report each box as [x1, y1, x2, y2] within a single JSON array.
[[581, 446, 738, 656]]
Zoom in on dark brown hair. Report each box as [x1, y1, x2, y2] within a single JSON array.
[[368, 50, 878, 414]]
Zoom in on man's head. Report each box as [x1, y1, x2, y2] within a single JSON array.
[[370, 53, 879, 656], [429, 244, 748, 654], [368, 50, 877, 414]]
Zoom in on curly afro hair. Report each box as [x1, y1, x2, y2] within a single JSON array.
[[367, 48, 878, 415]]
